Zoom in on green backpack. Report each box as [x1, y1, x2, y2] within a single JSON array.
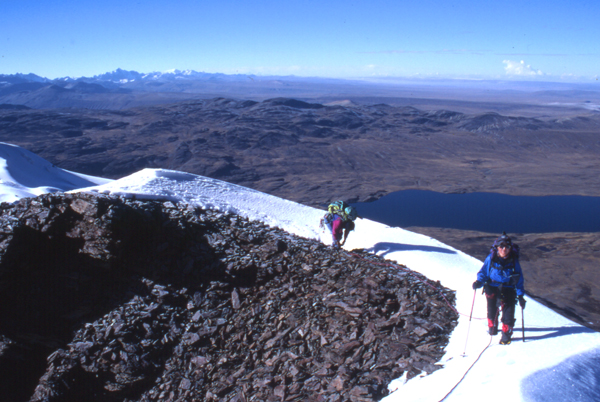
[[327, 200, 358, 221]]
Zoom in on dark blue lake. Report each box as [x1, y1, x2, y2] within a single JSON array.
[[352, 190, 600, 233]]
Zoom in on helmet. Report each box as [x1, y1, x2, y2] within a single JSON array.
[[494, 232, 512, 248]]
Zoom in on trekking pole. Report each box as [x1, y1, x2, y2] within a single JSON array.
[[462, 289, 477, 356], [521, 306, 525, 342]]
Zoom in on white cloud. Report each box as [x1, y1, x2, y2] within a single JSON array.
[[503, 60, 544, 76]]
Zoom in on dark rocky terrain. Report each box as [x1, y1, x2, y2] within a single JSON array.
[[0, 193, 457, 402]]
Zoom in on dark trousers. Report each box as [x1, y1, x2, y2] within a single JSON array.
[[484, 285, 517, 327]]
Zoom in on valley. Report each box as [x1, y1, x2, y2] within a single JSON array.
[[1, 76, 600, 331]]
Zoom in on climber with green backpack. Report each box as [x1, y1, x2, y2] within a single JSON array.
[[320, 200, 359, 248]]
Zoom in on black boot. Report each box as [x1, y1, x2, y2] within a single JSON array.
[[500, 324, 513, 345]]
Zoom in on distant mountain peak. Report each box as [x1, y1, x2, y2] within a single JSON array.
[[0, 73, 49, 85], [92, 69, 144, 83]]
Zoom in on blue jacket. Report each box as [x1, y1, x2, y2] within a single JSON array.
[[477, 252, 525, 296]]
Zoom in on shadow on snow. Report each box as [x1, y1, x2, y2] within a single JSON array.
[[367, 242, 457, 257], [522, 325, 597, 342], [521, 346, 600, 402]]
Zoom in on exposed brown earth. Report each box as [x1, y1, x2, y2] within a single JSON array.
[[2, 97, 600, 207]]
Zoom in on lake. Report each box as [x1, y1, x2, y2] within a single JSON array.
[[351, 190, 600, 233]]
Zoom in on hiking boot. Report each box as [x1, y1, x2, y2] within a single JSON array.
[[500, 324, 513, 345], [500, 331, 512, 345]]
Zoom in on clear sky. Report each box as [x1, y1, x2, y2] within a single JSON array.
[[1, 0, 599, 82]]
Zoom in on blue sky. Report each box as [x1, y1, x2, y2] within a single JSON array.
[[1, 0, 599, 82]]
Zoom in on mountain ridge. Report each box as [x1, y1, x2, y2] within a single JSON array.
[[0, 191, 457, 401], [2, 70, 599, 113], [0, 142, 599, 401]]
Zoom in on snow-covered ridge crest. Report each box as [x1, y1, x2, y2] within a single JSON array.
[[71, 168, 327, 242], [0, 142, 111, 203], [1, 142, 600, 401]]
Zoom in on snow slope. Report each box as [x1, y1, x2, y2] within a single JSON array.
[[1, 143, 599, 402], [0, 142, 113, 203]]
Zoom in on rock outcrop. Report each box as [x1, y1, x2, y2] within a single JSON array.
[[0, 193, 457, 401]]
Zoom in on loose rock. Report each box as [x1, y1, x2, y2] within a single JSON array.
[[0, 193, 458, 401]]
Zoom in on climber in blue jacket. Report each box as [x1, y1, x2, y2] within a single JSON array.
[[473, 232, 526, 345]]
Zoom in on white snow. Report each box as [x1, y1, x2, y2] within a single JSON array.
[[0, 142, 112, 203], [1, 142, 600, 402]]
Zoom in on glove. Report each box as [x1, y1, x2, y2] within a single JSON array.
[[518, 295, 526, 309], [472, 280, 483, 290]]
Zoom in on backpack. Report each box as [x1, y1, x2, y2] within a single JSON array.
[[327, 200, 358, 221], [319, 200, 358, 230]]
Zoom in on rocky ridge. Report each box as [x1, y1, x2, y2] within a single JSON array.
[[0, 193, 457, 401]]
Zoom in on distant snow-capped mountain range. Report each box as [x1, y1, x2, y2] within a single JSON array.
[[3, 69, 600, 93], [2, 69, 600, 113], [0, 68, 257, 85], [0, 68, 357, 110]]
